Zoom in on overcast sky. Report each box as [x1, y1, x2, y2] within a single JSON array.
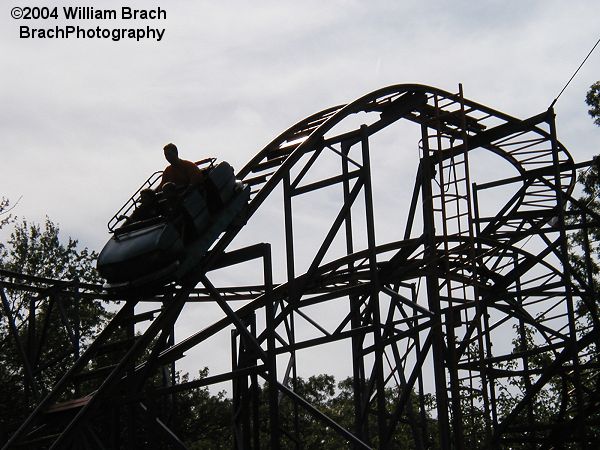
[[2, 0, 600, 383]]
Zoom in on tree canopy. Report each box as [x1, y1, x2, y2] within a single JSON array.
[[0, 216, 110, 441], [586, 81, 600, 126]]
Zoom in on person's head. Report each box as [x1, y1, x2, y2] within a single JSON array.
[[163, 143, 179, 165], [139, 188, 155, 204]]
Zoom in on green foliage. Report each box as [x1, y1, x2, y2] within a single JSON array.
[[495, 325, 560, 424], [1, 217, 99, 283], [171, 369, 233, 449], [0, 217, 110, 440], [586, 81, 600, 127], [274, 374, 426, 449], [124, 371, 423, 449], [571, 83, 600, 290], [278, 374, 346, 449], [169, 373, 428, 449], [0, 197, 14, 231], [567, 158, 600, 303], [0, 217, 108, 350]]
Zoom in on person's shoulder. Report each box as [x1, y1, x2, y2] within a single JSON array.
[[182, 159, 201, 171]]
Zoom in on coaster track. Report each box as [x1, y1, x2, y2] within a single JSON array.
[[2, 84, 599, 449]]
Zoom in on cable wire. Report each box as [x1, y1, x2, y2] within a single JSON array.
[[550, 36, 600, 109]]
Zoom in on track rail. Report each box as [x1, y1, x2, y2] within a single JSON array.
[[3, 84, 596, 450]]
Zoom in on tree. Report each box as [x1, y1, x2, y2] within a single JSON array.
[[569, 84, 600, 304], [586, 81, 600, 127], [1, 217, 100, 283], [0, 197, 14, 231], [494, 325, 562, 445], [272, 374, 424, 449], [170, 369, 233, 449], [0, 217, 110, 442], [553, 82, 600, 446]]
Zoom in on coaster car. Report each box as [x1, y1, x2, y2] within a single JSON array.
[[97, 159, 250, 291]]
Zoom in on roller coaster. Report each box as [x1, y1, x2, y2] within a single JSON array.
[[2, 83, 600, 449]]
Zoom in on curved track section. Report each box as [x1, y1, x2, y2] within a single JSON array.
[[2, 84, 598, 450], [239, 84, 574, 241]]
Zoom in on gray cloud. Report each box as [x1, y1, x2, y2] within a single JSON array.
[[2, 0, 600, 383]]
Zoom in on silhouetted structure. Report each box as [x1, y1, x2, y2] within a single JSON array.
[[2, 84, 599, 449]]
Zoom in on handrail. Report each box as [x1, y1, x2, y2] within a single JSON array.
[[195, 157, 216, 168], [107, 171, 163, 232], [106, 157, 218, 233]]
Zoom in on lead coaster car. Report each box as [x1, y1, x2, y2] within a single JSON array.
[[97, 160, 250, 291]]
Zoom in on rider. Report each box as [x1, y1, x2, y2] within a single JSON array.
[[160, 143, 224, 212], [127, 144, 206, 224], [158, 143, 206, 190], [125, 188, 160, 225]]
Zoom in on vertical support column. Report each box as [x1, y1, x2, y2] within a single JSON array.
[[432, 107, 465, 450], [124, 300, 137, 448], [360, 125, 388, 445], [472, 183, 499, 439], [226, 308, 257, 450], [420, 123, 452, 450], [283, 172, 301, 448], [457, 84, 476, 247], [250, 314, 260, 450], [514, 251, 536, 449], [73, 281, 81, 398], [27, 295, 36, 402], [264, 245, 280, 449], [411, 283, 430, 449], [582, 212, 599, 329], [549, 108, 585, 447], [246, 313, 257, 450], [231, 321, 252, 450], [164, 315, 176, 436], [457, 88, 491, 442], [343, 140, 369, 445], [73, 280, 81, 361], [231, 328, 241, 449]]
